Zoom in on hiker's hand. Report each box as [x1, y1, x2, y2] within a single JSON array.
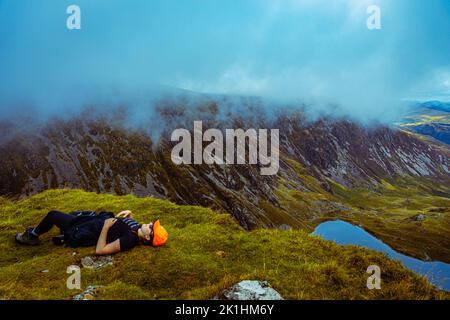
[[104, 218, 117, 229], [116, 210, 132, 218]]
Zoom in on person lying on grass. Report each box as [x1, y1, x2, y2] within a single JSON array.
[[15, 210, 168, 255]]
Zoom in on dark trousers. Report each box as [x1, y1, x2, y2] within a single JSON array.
[[34, 211, 76, 235]]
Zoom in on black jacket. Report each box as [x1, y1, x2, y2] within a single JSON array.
[[63, 211, 115, 248]]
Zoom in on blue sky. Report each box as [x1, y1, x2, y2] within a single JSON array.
[[0, 0, 449, 122]]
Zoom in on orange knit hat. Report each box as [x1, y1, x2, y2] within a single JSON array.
[[152, 219, 168, 247]]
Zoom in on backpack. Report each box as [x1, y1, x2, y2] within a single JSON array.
[[63, 211, 115, 248]]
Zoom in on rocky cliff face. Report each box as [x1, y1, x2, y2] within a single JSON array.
[[277, 116, 449, 188], [1, 101, 449, 231]]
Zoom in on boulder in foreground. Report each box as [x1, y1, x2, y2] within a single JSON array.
[[219, 280, 283, 300]]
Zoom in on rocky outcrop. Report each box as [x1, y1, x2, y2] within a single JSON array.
[[81, 255, 114, 271], [217, 280, 283, 300], [72, 285, 103, 300]]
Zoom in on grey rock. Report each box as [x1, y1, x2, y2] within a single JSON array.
[[72, 285, 103, 300], [220, 280, 283, 300], [414, 214, 426, 221], [81, 255, 113, 271], [279, 224, 292, 231]]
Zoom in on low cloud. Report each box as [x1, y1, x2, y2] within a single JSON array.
[[0, 0, 448, 125]]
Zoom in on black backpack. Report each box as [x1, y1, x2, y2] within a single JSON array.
[[63, 211, 115, 248]]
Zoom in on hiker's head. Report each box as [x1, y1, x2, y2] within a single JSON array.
[[139, 222, 153, 243], [139, 220, 168, 247]]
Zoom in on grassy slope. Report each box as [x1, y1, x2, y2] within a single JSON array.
[[0, 190, 447, 300], [274, 159, 450, 263]]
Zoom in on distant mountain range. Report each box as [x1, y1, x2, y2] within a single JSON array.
[[421, 101, 450, 113], [399, 101, 450, 145]]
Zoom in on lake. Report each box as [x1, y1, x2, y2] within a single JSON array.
[[313, 220, 450, 291]]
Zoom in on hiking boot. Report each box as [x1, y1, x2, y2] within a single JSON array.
[[15, 228, 39, 245]]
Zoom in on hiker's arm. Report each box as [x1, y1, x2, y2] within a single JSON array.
[[116, 210, 132, 218], [96, 219, 120, 255]]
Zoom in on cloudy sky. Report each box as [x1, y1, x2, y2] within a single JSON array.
[[0, 0, 449, 122]]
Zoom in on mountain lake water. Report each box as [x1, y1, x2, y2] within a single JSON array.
[[313, 220, 450, 291]]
